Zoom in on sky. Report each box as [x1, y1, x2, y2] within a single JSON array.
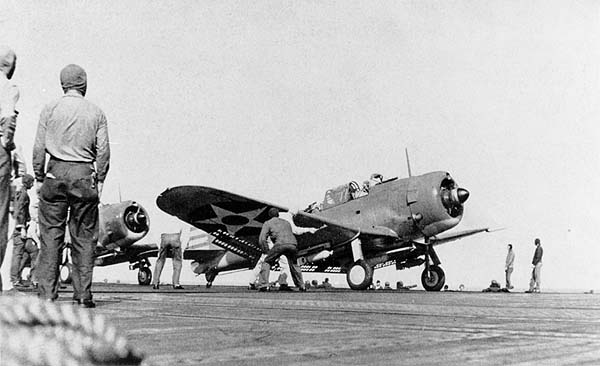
[[1, 0, 598, 291]]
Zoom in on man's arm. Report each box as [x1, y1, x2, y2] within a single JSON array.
[[258, 222, 270, 252], [280, 212, 318, 235], [532, 247, 542, 265], [12, 146, 26, 177], [95, 112, 110, 183], [0, 83, 19, 150], [14, 191, 29, 238], [32, 106, 50, 182]]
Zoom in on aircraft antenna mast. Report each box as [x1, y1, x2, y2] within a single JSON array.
[[405, 148, 412, 177]]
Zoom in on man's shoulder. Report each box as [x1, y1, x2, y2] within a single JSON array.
[[42, 97, 63, 111], [77, 98, 106, 117]]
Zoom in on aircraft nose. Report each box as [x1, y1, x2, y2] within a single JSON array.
[[457, 188, 469, 203], [135, 212, 147, 226]]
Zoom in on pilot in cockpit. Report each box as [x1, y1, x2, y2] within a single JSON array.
[[349, 181, 364, 200]]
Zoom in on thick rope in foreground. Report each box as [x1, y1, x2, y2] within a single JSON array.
[[0, 296, 144, 366]]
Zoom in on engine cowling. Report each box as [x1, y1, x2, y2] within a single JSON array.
[[98, 201, 149, 250], [407, 172, 469, 238]]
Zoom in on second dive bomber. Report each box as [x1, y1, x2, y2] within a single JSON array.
[[157, 163, 489, 291]]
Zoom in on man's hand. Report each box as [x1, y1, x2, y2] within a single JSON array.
[[97, 181, 104, 200], [20, 227, 27, 239]]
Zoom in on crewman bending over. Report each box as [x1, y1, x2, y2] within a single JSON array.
[[257, 208, 317, 291]]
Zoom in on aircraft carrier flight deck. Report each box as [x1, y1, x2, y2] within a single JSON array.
[[35, 283, 600, 365]]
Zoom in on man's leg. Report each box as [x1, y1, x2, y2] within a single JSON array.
[[505, 267, 513, 289], [10, 233, 25, 284], [282, 248, 304, 289], [26, 239, 39, 285], [534, 263, 542, 291], [528, 268, 536, 292], [278, 254, 293, 286], [69, 200, 98, 301], [257, 261, 271, 289], [172, 246, 182, 286], [37, 180, 69, 301], [259, 246, 285, 289], [250, 254, 267, 287], [152, 245, 168, 287], [0, 150, 10, 292]]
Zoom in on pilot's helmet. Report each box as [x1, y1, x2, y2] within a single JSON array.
[[349, 181, 360, 192]]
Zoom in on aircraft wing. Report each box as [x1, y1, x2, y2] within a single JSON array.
[[94, 243, 162, 267], [157, 186, 394, 262], [429, 228, 492, 246], [157, 186, 287, 262]]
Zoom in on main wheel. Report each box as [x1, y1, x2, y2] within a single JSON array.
[[60, 263, 73, 284], [138, 267, 152, 286], [421, 265, 445, 291], [346, 259, 374, 290]]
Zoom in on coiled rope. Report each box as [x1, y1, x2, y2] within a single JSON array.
[[0, 295, 145, 366]]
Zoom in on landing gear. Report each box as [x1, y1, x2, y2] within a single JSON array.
[[137, 267, 152, 286], [60, 263, 73, 284], [421, 265, 445, 291], [346, 259, 374, 290], [205, 267, 218, 288], [131, 258, 152, 285]]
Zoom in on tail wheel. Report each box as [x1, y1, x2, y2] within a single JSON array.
[[205, 267, 218, 288], [60, 263, 73, 284], [346, 259, 374, 290], [138, 267, 152, 286], [421, 265, 445, 291]]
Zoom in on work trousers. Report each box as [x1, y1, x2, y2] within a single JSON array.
[[505, 267, 513, 289], [251, 241, 290, 285], [0, 147, 10, 291], [37, 159, 99, 301], [153, 244, 182, 286], [258, 243, 304, 289], [9, 231, 25, 283], [19, 238, 39, 283], [529, 262, 542, 291]]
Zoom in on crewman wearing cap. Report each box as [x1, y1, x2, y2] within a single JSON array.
[[9, 173, 33, 287], [0, 45, 19, 292], [33, 64, 110, 307]]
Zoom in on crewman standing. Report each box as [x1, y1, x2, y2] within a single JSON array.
[[0, 45, 19, 292], [152, 231, 184, 290], [33, 64, 110, 307], [526, 238, 543, 293], [9, 173, 33, 287], [505, 243, 515, 289]]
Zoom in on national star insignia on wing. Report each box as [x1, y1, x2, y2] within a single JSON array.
[[196, 205, 266, 236]]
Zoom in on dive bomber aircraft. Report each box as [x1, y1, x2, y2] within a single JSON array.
[[59, 200, 156, 285], [157, 165, 490, 291]]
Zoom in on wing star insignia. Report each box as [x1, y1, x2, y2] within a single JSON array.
[[197, 205, 266, 235]]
